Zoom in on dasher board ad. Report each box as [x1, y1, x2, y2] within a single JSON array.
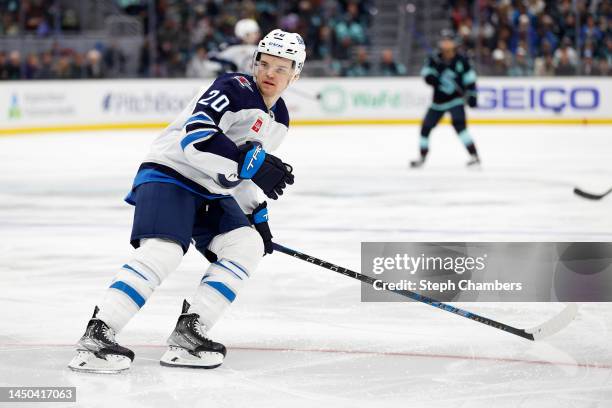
[[361, 242, 612, 302]]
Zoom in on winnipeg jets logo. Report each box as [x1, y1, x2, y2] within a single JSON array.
[[233, 75, 253, 92], [217, 173, 242, 188]]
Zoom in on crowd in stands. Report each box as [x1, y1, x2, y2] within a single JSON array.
[[0, 0, 81, 36], [448, 0, 610, 76], [133, 0, 377, 78], [0, 44, 126, 80], [0, 0, 124, 79], [2, 0, 609, 79], [1, 0, 385, 79]]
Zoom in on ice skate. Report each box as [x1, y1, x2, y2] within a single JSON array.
[[410, 157, 426, 168], [466, 154, 481, 167], [159, 300, 226, 369], [68, 306, 134, 374]]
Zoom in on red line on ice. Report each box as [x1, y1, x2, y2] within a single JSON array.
[[1, 343, 611, 370]]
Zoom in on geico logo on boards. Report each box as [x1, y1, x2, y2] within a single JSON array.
[[476, 86, 599, 112]]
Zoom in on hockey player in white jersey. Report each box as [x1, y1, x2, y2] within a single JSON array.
[[212, 19, 261, 75], [68, 29, 306, 373]]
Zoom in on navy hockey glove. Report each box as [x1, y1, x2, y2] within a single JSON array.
[[467, 94, 477, 108], [248, 202, 273, 255], [238, 142, 294, 200], [424, 75, 439, 87]]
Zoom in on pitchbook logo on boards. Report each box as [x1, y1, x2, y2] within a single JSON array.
[[102, 91, 194, 115]]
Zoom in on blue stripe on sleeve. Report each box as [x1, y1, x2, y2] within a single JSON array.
[[180, 130, 215, 150], [421, 66, 438, 77], [204, 281, 236, 302], [462, 69, 477, 85], [109, 281, 146, 308]]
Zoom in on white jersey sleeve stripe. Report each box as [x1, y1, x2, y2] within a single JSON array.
[[185, 112, 216, 127], [186, 119, 217, 128]]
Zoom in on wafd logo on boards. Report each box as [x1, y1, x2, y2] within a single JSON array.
[[8, 94, 21, 119], [318, 85, 423, 114]]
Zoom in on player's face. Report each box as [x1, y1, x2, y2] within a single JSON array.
[[254, 54, 295, 98], [439, 39, 456, 61]]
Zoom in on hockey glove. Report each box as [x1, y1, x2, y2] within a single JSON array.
[[467, 94, 477, 108], [237, 142, 267, 179], [238, 142, 294, 200], [424, 75, 439, 88], [248, 202, 273, 255]]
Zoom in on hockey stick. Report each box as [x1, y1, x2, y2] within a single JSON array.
[[273, 243, 578, 341], [287, 87, 321, 101], [573, 186, 612, 200]]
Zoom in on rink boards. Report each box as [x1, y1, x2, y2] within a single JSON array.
[[0, 77, 611, 135]]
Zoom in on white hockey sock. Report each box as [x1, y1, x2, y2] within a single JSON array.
[[189, 227, 263, 329], [97, 238, 183, 332]]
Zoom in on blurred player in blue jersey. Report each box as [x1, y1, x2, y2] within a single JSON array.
[[411, 35, 481, 168], [69, 29, 306, 373]]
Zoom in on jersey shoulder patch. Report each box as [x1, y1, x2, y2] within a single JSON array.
[[213, 73, 256, 97], [230, 74, 256, 92]]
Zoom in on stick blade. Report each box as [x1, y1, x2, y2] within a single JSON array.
[[525, 303, 578, 340], [573, 187, 611, 200]]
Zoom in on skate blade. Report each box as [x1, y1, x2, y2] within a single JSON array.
[[466, 159, 481, 168], [159, 346, 224, 369], [410, 161, 424, 169], [68, 349, 131, 374]]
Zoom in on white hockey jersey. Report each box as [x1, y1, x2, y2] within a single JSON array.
[[126, 73, 290, 213], [213, 44, 257, 75]]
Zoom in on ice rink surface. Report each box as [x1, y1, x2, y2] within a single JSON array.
[[1, 125, 611, 407]]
